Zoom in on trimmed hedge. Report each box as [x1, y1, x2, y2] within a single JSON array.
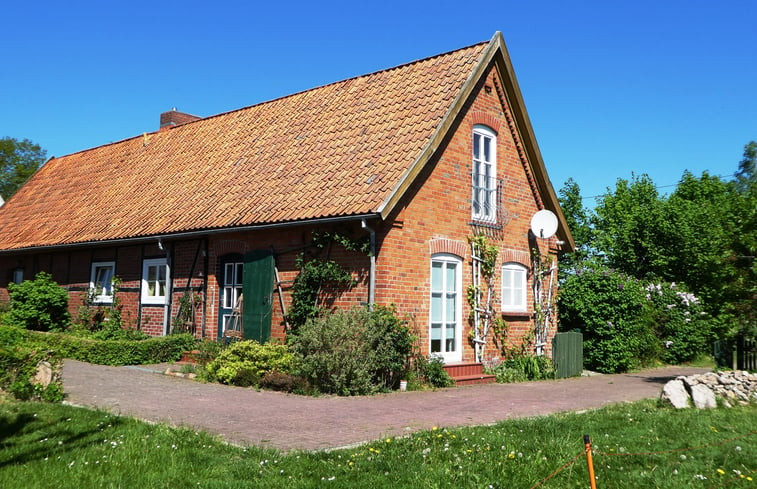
[[0, 326, 194, 366]]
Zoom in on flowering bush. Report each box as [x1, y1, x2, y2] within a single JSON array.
[[641, 282, 710, 363]]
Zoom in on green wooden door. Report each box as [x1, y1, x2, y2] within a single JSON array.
[[242, 249, 274, 343]]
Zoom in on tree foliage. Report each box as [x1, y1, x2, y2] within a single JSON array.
[[0, 137, 47, 200], [557, 140, 757, 370]]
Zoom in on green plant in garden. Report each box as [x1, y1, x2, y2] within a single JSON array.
[[203, 340, 295, 387], [486, 353, 554, 383], [288, 231, 368, 329], [291, 305, 413, 395], [6, 272, 70, 332], [416, 354, 455, 388]]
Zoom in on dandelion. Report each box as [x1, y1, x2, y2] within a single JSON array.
[[717, 469, 726, 475], [385, 438, 391, 443]]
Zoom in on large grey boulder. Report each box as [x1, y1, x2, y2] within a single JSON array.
[[690, 383, 716, 409], [661, 379, 690, 408]]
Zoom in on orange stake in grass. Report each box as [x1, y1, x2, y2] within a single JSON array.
[[584, 434, 597, 489]]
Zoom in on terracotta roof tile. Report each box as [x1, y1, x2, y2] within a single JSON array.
[[0, 41, 488, 250]]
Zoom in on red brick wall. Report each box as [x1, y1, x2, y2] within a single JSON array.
[[374, 64, 560, 363]]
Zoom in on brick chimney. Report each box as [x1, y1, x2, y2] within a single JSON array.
[[159, 108, 201, 130]]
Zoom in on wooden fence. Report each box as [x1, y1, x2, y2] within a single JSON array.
[[713, 336, 756, 371], [553, 331, 583, 378]]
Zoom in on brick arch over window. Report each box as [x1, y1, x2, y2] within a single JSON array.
[[469, 111, 500, 134], [429, 238, 467, 259], [501, 249, 530, 267]]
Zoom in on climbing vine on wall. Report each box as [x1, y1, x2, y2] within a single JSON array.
[[467, 235, 507, 362], [288, 231, 369, 330], [531, 247, 557, 356]]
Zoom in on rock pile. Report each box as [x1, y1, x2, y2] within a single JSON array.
[[660, 371, 757, 409]]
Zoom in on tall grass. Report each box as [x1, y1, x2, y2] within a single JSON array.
[[0, 397, 754, 488]]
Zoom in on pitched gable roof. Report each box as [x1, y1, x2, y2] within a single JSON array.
[[0, 33, 574, 252]]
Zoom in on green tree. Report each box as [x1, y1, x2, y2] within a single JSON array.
[[0, 137, 47, 200], [592, 174, 671, 279], [734, 140, 756, 191], [557, 178, 594, 274]]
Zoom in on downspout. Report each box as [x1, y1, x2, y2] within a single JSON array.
[[361, 219, 376, 307]]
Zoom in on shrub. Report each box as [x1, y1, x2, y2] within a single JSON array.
[[0, 326, 194, 365], [486, 354, 554, 383], [204, 340, 295, 387], [0, 345, 63, 402], [291, 305, 413, 395], [259, 370, 310, 393], [6, 272, 70, 331], [419, 355, 455, 388], [558, 268, 656, 373]]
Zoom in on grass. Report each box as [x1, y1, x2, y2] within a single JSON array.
[[0, 397, 754, 489]]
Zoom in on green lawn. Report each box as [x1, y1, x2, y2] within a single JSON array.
[[0, 397, 754, 488]]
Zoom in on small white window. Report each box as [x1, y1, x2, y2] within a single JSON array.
[[472, 125, 497, 222], [502, 263, 527, 312], [141, 258, 168, 305], [90, 261, 115, 303]]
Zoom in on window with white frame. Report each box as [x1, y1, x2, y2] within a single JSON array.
[[430, 253, 462, 362], [90, 261, 115, 303], [501, 262, 527, 313], [141, 258, 168, 305], [472, 125, 497, 222]]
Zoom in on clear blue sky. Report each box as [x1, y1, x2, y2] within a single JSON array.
[[2, 0, 755, 202]]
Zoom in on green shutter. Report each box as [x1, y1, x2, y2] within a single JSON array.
[[242, 249, 274, 343]]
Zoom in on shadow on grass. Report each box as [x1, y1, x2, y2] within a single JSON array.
[[0, 408, 124, 468]]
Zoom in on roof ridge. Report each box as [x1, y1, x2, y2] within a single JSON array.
[[49, 39, 490, 161], [143, 39, 491, 134]]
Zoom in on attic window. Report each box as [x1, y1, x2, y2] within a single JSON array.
[[472, 125, 497, 223]]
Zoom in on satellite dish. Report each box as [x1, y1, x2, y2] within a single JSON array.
[[530, 209, 558, 239]]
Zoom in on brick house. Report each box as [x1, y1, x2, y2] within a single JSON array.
[[0, 32, 573, 366]]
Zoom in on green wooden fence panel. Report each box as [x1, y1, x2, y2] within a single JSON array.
[[554, 331, 583, 378]]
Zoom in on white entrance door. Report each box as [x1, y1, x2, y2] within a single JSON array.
[[430, 254, 462, 363]]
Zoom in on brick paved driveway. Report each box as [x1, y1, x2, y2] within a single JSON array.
[[61, 360, 708, 451]]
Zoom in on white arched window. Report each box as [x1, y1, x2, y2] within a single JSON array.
[[430, 253, 462, 363], [502, 262, 528, 313], [472, 125, 497, 222]]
